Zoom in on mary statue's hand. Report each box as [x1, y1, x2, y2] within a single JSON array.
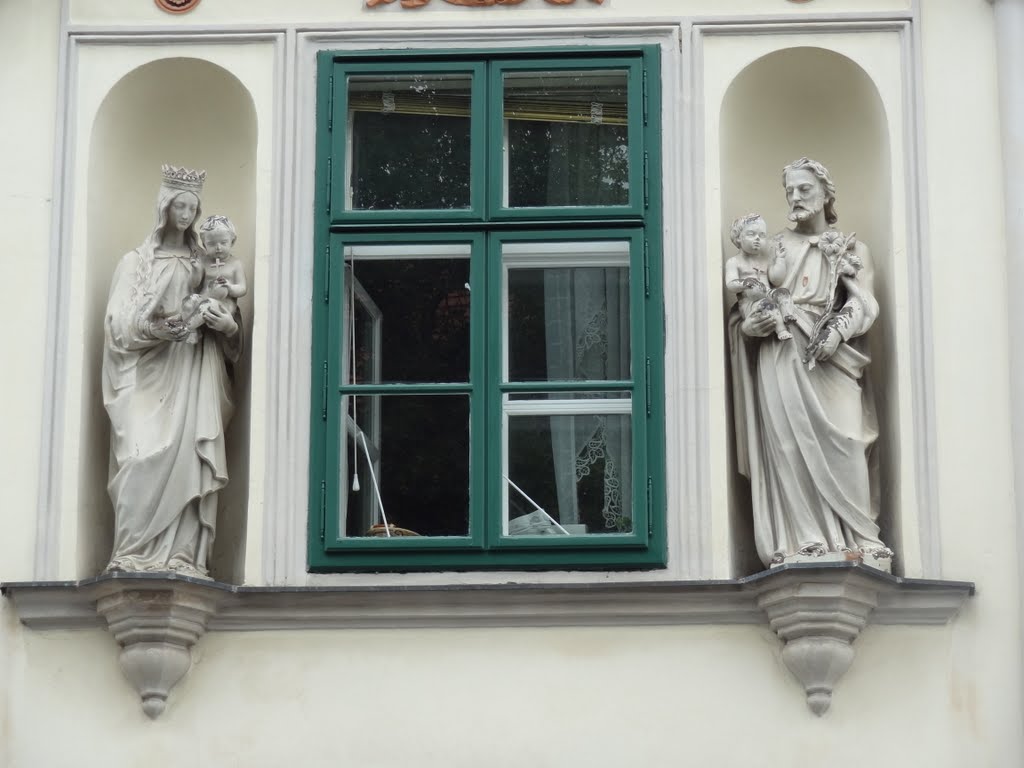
[[203, 303, 239, 337], [741, 311, 775, 338]]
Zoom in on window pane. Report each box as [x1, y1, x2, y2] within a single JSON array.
[[507, 264, 630, 383], [504, 69, 629, 208], [507, 391, 630, 401], [348, 73, 472, 210], [345, 269, 383, 385], [343, 244, 470, 384], [506, 411, 632, 536], [341, 395, 470, 537]]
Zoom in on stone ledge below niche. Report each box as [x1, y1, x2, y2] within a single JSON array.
[[2, 563, 974, 717]]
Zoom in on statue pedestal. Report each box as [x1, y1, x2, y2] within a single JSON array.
[[774, 550, 893, 574]]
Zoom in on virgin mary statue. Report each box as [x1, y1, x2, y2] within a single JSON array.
[[102, 165, 241, 578]]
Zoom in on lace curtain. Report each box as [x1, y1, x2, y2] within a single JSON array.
[[543, 267, 630, 529]]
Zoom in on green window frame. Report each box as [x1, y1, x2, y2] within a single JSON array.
[[310, 46, 665, 571]]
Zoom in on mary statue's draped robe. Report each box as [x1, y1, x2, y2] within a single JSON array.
[[103, 245, 241, 573], [729, 231, 884, 567]]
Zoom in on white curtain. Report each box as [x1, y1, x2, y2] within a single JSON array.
[[543, 267, 630, 529]]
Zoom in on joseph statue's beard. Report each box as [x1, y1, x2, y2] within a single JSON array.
[[788, 207, 816, 223]]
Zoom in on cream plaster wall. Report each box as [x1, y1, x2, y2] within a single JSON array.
[[0, 2, 61, 763], [917, 2, 1023, 761], [2, 0, 1022, 767], [0, 1, 60, 588], [1, 624, 977, 768], [0, 3, 61, 765]]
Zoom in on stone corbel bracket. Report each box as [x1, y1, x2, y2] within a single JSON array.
[[758, 567, 886, 715], [2, 564, 973, 719], [92, 578, 225, 718]]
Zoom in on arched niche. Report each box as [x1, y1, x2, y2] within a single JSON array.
[[718, 46, 902, 575], [79, 57, 257, 583]]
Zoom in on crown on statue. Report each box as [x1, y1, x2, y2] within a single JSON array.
[[160, 164, 206, 194]]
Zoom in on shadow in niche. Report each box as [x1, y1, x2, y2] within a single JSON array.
[[718, 46, 900, 576], [80, 57, 257, 583]]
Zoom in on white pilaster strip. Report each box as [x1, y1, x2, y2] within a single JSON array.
[[35, 0, 74, 579], [991, 0, 1024, 472]]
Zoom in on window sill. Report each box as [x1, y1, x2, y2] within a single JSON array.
[[2, 563, 973, 718]]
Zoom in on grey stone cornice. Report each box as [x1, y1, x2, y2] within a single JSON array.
[[2, 563, 973, 632]]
